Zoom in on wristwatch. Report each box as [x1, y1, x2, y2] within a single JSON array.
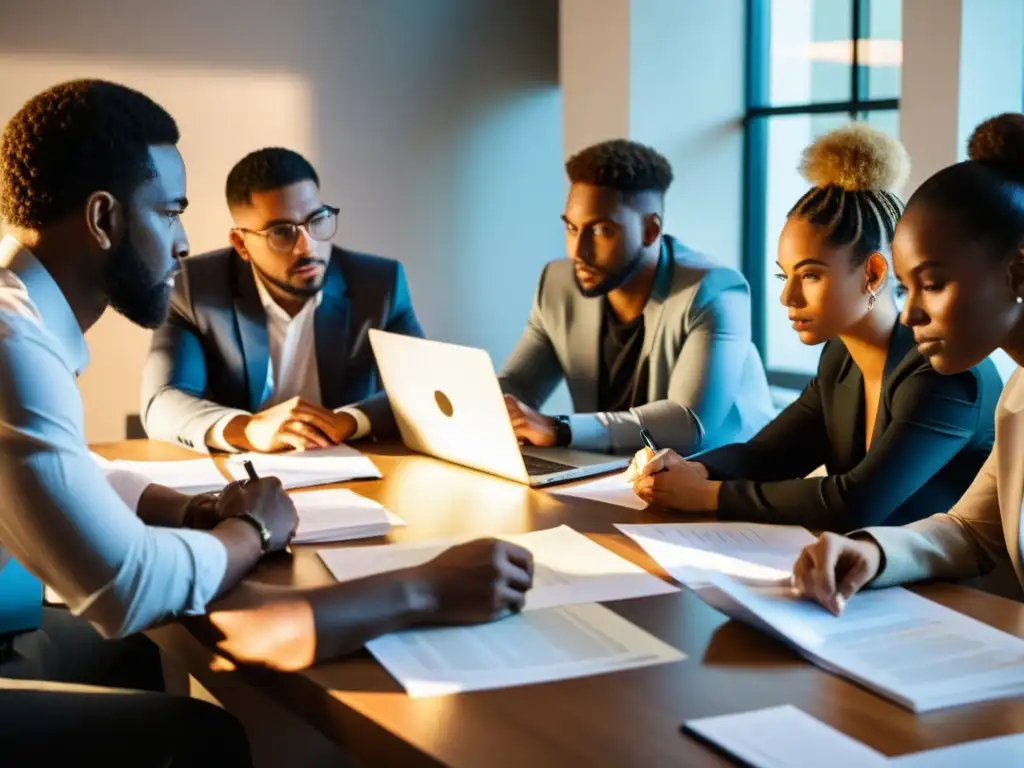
[[236, 511, 272, 553], [552, 415, 572, 447]]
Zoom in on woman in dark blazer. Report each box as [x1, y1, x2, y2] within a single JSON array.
[[628, 124, 1003, 533]]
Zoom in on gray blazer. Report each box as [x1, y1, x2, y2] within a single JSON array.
[[140, 246, 424, 452], [498, 236, 775, 456], [866, 368, 1024, 601]]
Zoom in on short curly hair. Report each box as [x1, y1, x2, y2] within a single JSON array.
[[225, 147, 319, 209], [0, 79, 179, 229], [565, 139, 674, 198]]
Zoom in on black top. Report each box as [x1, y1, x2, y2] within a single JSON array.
[[598, 301, 648, 412], [696, 322, 1003, 533]]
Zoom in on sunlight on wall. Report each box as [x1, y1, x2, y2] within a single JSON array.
[[0, 56, 312, 442]]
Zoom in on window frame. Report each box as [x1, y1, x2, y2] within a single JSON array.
[[743, 0, 900, 389]]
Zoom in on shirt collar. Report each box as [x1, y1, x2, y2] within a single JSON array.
[[251, 266, 323, 324], [0, 236, 89, 374]]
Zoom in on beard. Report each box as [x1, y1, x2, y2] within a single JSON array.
[[573, 247, 647, 298], [103, 236, 174, 330], [250, 257, 324, 298]]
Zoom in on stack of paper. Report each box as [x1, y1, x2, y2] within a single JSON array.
[[318, 524, 679, 610], [226, 444, 381, 490], [685, 705, 1024, 767], [290, 488, 405, 544], [616, 522, 815, 586], [693, 574, 1024, 712], [107, 458, 228, 494]]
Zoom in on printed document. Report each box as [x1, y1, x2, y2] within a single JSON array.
[[616, 522, 815, 586], [107, 458, 227, 494], [367, 602, 685, 698]]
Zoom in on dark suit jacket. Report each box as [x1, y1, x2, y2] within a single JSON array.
[[140, 246, 423, 452], [696, 322, 1003, 532]]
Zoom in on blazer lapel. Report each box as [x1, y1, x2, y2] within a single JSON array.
[[566, 292, 602, 412], [873, 321, 916, 442], [233, 259, 270, 411], [832, 351, 862, 468], [639, 241, 672, 398], [315, 251, 351, 408]]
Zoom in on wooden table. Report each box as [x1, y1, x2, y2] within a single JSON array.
[[94, 440, 1024, 767]]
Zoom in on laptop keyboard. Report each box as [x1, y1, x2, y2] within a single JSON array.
[[521, 453, 577, 476]]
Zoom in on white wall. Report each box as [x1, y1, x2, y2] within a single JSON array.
[[0, 0, 562, 441]]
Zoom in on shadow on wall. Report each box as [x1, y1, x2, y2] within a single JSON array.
[[0, 0, 563, 441]]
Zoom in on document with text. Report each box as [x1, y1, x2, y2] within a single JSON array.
[[367, 602, 685, 697], [616, 522, 815, 587], [318, 525, 678, 610], [694, 573, 1024, 712], [226, 444, 381, 489]]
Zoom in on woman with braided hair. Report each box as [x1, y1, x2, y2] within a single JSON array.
[[627, 123, 1002, 533]]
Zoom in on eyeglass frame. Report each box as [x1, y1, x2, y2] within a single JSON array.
[[232, 205, 340, 253]]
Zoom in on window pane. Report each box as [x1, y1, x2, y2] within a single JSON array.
[[762, 112, 851, 375], [767, 0, 853, 107], [860, 108, 900, 138], [864, 0, 902, 99]]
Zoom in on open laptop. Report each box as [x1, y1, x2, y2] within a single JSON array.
[[368, 330, 628, 487]]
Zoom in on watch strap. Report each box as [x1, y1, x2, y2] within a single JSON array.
[[552, 415, 572, 447], [237, 511, 272, 553]]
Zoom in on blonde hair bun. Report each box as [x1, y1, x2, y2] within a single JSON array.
[[799, 122, 910, 193], [967, 113, 1024, 176]]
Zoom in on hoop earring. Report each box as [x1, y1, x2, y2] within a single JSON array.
[[867, 288, 878, 311]]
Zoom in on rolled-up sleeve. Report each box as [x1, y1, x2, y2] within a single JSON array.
[[0, 314, 227, 638]]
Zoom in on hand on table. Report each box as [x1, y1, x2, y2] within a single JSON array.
[[504, 394, 557, 447], [238, 397, 356, 452], [791, 533, 883, 616], [412, 539, 534, 624]]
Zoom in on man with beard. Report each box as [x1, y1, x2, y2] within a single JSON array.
[[141, 148, 424, 454], [0, 80, 532, 764], [500, 139, 774, 457]]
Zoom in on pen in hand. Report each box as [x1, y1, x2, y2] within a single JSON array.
[[242, 459, 259, 484], [638, 428, 668, 476]]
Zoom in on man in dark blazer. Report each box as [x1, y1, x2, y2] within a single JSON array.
[[141, 148, 423, 453]]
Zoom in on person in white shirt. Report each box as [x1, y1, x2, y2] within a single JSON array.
[[140, 147, 425, 454], [0, 80, 532, 765]]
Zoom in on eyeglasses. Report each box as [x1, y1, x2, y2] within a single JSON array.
[[235, 205, 339, 253]]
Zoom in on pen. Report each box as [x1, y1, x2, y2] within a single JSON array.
[[240, 459, 292, 555], [640, 427, 659, 453], [638, 427, 667, 475]]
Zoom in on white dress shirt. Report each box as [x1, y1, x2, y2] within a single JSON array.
[[207, 269, 370, 451], [0, 237, 228, 638]]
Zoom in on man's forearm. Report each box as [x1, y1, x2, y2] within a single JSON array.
[[204, 569, 430, 671], [136, 484, 192, 528], [209, 518, 264, 600]]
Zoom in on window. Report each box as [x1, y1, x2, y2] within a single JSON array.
[[744, 0, 902, 387]]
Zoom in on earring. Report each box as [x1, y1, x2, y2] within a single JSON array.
[[1017, 296, 1023, 305], [867, 288, 877, 311]]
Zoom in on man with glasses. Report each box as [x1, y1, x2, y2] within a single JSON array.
[[142, 148, 424, 453]]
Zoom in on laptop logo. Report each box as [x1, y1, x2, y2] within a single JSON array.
[[434, 390, 454, 418]]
